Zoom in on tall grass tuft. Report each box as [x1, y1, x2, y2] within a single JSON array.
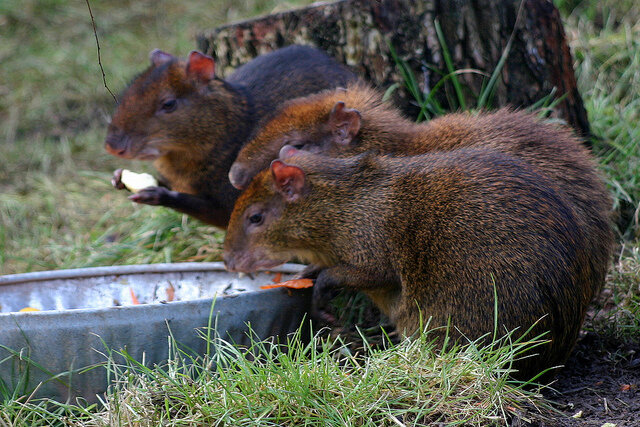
[[16, 322, 552, 426]]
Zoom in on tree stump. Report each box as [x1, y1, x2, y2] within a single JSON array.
[[197, 0, 589, 137]]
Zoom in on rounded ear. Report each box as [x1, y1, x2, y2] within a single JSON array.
[[279, 145, 299, 160], [270, 160, 307, 202], [328, 101, 361, 145], [228, 162, 250, 190], [186, 51, 216, 83], [149, 49, 175, 67]]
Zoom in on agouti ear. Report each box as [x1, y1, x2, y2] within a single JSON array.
[[329, 101, 361, 145], [186, 51, 216, 83], [271, 160, 307, 202], [149, 49, 175, 67]]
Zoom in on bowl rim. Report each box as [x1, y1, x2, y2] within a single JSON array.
[[0, 262, 305, 287]]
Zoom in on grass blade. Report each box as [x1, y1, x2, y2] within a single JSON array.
[[434, 19, 467, 110]]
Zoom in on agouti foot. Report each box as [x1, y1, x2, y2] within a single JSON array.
[[128, 186, 167, 205], [112, 169, 126, 190]]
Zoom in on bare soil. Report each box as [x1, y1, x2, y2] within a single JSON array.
[[539, 332, 640, 426]]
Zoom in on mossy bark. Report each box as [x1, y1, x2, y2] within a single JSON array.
[[197, 0, 589, 138]]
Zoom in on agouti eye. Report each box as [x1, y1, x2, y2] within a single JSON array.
[[248, 213, 264, 225], [160, 99, 177, 113]]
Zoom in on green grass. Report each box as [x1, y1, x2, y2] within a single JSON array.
[[558, 0, 640, 235], [555, 0, 640, 342], [0, 0, 315, 275], [0, 0, 639, 424], [0, 323, 555, 426]]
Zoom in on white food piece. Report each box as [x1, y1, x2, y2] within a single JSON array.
[[120, 169, 158, 193]]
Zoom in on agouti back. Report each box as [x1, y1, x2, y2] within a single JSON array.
[[224, 148, 606, 378], [229, 84, 613, 302], [104, 45, 357, 227]]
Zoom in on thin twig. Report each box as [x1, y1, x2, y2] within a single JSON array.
[[85, 0, 118, 104]]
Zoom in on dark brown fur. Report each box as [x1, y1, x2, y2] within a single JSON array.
[[104, 46, 357, 228], [229, 84, 613, 302], [225, 147, 611, 379]]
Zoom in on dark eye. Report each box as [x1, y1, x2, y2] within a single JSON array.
[[160, 99, 177, 113], [292, 143, 305, 149], [248, 213, 264, 225]]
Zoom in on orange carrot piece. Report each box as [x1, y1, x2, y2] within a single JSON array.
[[166, 283, 175, 302], [129, 287, 141, 305], [260, 278, 314, 290], [272, 272, 283, 283]]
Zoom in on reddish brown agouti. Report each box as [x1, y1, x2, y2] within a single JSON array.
[[224, 146, 610, 378], [228, 84, 613, 302], [104, 45, 357, 228]]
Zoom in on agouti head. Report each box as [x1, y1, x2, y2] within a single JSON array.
[[229, 83, 396, 190], [105, 49, 240, 160], [224, 149, 351, 272]]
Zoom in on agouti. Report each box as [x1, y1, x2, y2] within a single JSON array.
[[228, 84, 613, 301], [223, 147, 610, 378], [104, 45, 357, 228]]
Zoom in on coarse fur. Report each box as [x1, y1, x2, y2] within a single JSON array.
[[225, 148, 605, 379], [229, 84, 613, 302], [105, 45, 357, 228]]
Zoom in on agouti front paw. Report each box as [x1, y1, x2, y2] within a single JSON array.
[[128, 186, 167, 205], [310, 270, 341, 326], [294, 264, 323, 280], [112, 169, 126, 190]]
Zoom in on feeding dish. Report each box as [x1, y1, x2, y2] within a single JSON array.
[[0, 262, 310, 402]]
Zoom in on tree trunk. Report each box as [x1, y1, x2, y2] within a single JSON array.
[[197, 0, 589, 138]]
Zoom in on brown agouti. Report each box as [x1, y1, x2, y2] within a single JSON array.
[[104, 45, 357, 228], [223, 147, 609, 378], [228, 84, 613, 302]]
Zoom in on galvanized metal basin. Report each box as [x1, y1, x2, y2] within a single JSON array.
[[0, 262, 310, 403]]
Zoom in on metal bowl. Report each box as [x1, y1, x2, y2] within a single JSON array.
[[0, 262, 310, 403]]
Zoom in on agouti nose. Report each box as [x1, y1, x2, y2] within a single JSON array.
[[223, 253, 236, 272], [104, 128, 131, 157], [105, 143, 126, 156]]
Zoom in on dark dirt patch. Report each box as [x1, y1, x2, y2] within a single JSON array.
[[539, 332, 640, 426]]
